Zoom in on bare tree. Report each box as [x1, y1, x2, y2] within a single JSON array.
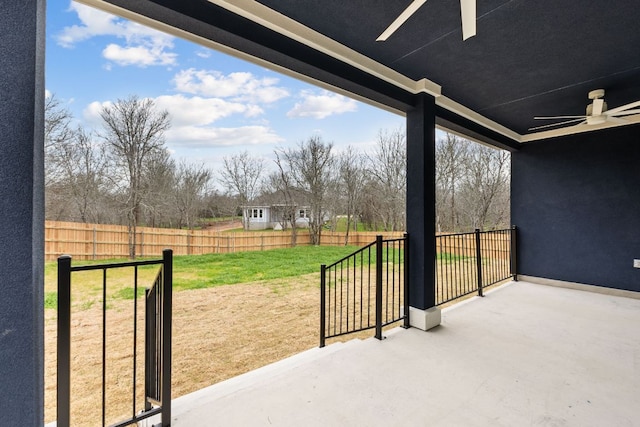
[[458, 144, 510, 230], [141, 149, 176, 227], [174, 161, 212, 229], [366, 128, 406, 231], [435, 133, 468, 232], [44, 94, 74, 184], [99, 95, 171, 258], [270, 153, 299, 245], [53, 128, 108, 223], [338, 146, 367, 244], [275, 135, 335, 245], [219, 151, 265, 228]]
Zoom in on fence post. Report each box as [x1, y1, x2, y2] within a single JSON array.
[[93, 227, 97, 260], [510, 225, 518, 281], [57, 255, 72, 427], [161, 249, 173, 426], [320, 264, 326, 348], [475, 229, 484, 297], [403, 233, 410, 329], [375, 235, 383, 340]]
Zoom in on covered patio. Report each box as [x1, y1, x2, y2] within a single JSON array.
[[169, 281, 640, 426]]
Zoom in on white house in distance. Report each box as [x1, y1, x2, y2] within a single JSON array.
[[242, 204, 311, 230]]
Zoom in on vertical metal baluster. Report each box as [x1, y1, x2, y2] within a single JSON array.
[[367, 246, 372, 327], [57, 255, 72, 427], [320, 264, 326, 347], [511, 226, 518, 281], [132, 265, 138, 419], [102, 268, 107, 427], [475, 229, 483, 297], [403, 234, 410, 328], [375, 235, 383, 340], [161, 249, 173, 427], [359, 250, 363, 329]]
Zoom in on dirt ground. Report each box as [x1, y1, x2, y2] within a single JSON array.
[[44, 274, 322, 426]]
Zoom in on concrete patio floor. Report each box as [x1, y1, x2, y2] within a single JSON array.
[[169, 281, 640, 426]]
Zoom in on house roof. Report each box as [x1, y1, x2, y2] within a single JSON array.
[[83, 0, 640, 149]]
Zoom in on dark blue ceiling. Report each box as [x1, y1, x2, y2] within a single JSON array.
[[256, 0, 640, 135]]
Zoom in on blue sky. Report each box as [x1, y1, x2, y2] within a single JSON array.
[[46, 1, 405, 173]]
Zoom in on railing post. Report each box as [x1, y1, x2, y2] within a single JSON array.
[[403, 233, 410, 329], [375, 235, 383, 340], [57, 255, 72, 427], [320, 264, 326, 348], [144, 286, 155, 412], [161, 249, 173, 426], [475, 229, 484, 297], [510, 225, 518, 281]]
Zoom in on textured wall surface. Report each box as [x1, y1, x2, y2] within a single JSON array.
[[0, 2, 45, 425], [406, 94, 437, 308], [512, 125, 640, 292]]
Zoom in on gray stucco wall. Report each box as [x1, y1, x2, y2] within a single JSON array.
[[0, 1, 46, 424], [512, 125, 640, 292]]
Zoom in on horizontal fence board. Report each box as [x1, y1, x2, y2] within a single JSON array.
[[45, 221, 406, 260]]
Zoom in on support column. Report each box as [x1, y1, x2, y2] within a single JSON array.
[[406, 93, 440, 330], [0, 2, 46, 424]]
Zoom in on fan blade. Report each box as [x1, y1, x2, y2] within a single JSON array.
[[528, 118, 585, 131], [606, 100, 640, 115], [609, 109, 640, 116], [606, 116, 628, 125], [592, 98, 604, 116], [377, 0, 428, 41], [460, 0, 476, 40], [533, 115, 587, 120]]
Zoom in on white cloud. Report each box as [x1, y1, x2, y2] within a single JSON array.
[[166, 125, 283, 148], [56, 2, 177, 67], [173, 69, 289, 103], [287, 90, 357, 119], [82, 95, 280, 149], [84, 95, 261, 127], [103, 44, 177, 67], [195, 49, 211, 59], [154, 94, 261, 126]]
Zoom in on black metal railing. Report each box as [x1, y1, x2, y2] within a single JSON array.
[[436, 226, 516, 305], [320, 234, 409, 347], [57, 249, 172, 427]]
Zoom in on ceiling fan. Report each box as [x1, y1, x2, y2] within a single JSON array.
[[529, 89, 640, 131], [377, 0, 477, 42]]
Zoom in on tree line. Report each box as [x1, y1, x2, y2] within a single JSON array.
[[45, 94, 510, 256]]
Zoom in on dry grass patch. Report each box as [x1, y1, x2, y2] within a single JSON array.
[[44, 274, 321, 426]]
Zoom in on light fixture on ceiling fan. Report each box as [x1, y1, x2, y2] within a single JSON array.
[[529, 89, 640, 131], [377, 0, 477, 42]]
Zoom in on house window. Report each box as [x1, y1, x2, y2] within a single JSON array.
[[299, 209, 306, 218], [249, 208, 263, 219]]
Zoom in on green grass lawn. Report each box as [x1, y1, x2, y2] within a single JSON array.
[[44, 245, 364, 308]]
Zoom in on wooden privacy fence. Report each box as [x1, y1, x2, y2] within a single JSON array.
[[44, 221, 406, 260], [45, 221, 512, 261]]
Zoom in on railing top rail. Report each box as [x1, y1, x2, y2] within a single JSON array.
[[437, 228, 513, 238], [324, 240, 376, 270], [478, 228, 513, 234], [382, 236, 407, 243], [67, 258, 164, 272]]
